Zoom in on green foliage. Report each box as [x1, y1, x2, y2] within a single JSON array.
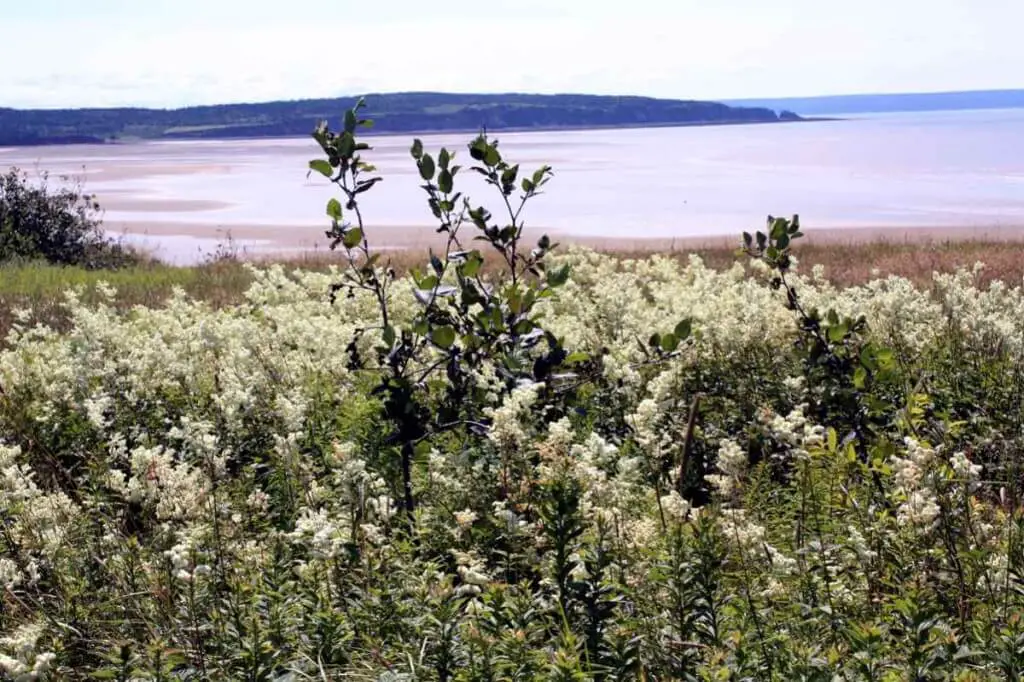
[[2, 98, 1024, 680], [0, 93, 794, 146], [0, 168, 139, 268]]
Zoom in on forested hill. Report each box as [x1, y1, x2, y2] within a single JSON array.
[[0, 92, 799, 146]]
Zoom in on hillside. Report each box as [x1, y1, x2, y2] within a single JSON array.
[[725, 88, 1024, 115], [0, 92, 797, 146]]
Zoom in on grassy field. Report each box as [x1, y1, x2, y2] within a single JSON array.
[[2, 237, 1021, 342]]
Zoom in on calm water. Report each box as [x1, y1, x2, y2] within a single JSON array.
[[2, 109, 1024, 242]]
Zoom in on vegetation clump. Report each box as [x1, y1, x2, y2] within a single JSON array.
[[0, 168, 139, 268], [2, 102, 1024, 679]]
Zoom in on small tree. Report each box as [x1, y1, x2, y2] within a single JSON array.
[[310, 100, 577, 530]]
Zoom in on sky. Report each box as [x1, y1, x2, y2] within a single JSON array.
[[1, 0, 1022, 109]]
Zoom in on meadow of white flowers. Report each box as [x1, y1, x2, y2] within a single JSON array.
[[3, 241, 1024, 679]]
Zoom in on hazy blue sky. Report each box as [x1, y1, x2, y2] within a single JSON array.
[[1, 0, 1021, 108]]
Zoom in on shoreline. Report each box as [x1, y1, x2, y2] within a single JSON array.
[[104, 219, 1024, 264], [0, 116, 835, 150]]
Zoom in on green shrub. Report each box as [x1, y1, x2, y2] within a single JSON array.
[[0, 168, 140, 268]]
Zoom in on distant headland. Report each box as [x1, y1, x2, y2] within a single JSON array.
[[0, 92, 801, 146], [725, 88, 1024, 116]]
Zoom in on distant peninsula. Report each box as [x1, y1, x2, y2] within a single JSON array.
[[725, 88, 1024, 116], [0, 92, 800, 146]]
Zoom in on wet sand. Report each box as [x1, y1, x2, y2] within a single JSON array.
[[6, 113, 1024, 262]]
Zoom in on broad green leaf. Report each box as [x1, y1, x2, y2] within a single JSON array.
[[853, 366, 868, 390], [827, 322, 848, 344], [565, 351, 590, 364], [344, 109, 358, 133], [513, 319, 535, 335], [660, 333, 680, 352], [326, 198, 343, 220], [674, 319, 692, 340], [342, 227, 363, 249], [462, 252, 483, 278], [431, 326, 456, 349], [309, 159, 333, 178], [484, 146, 501, 167], [501, 164, 519, 187], [419, 153, 436, 181], [411, 139, 424, 160], [770, 217, 788, 241], [438, 169, 453, 194], [469, 138, 487, 161]]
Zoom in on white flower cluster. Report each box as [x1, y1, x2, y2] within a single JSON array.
[[891, 438, 941, 530], [0, 621, 56, 681]]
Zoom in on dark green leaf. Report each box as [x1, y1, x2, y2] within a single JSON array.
[[419, 154, 436, 181], [342, 227, 363, 249], [674, 319, 692, 340], [438, 169, 453, 194], [484, 145, 501, 167], [547, 264, 571, 288], [438, 148, 450, 169], [770, 217, 788, 241], [411, 139, 424, 160], [501, 164, 519, 187], [514, 319, 535, 335], [338, 132, 355, 158], [344, 109, 358, 134]]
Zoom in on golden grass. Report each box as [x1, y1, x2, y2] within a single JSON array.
[[2, 238, 1021, 343]]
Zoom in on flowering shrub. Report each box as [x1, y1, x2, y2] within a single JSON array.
[[3, 105, 1024, 679]]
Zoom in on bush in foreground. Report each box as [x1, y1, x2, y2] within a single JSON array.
[[2, 104, 1024, 679]]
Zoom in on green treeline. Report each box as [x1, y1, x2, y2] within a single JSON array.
[[0, 92, 797, 145]]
